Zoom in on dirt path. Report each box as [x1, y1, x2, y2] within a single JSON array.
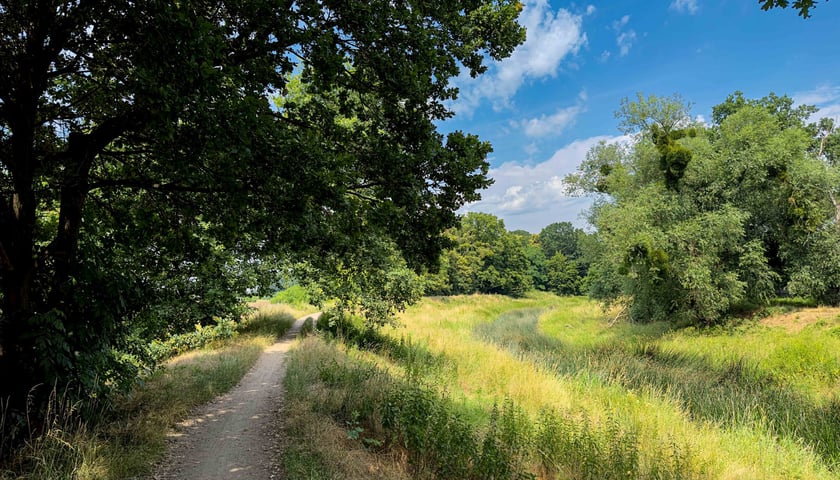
[[150, 312, 321, 480]]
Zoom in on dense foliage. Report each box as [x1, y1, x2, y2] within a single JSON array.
[[425, 213, 589, 297], [0, 0, 525, 439], [567, 92, 840, 324]]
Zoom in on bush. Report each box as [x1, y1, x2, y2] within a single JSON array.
[[148, 317, 238, 362], [270, 285, 311, 306]]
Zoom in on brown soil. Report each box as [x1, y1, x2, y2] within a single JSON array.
[[149, 312, 321, 480], [759, 307, 840, 333]]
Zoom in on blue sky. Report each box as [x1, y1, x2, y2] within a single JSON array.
[[441, 0, 840, 232]]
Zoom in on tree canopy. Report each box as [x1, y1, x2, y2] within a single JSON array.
[[568, 92, 840, 324], [0, 0, 526, 438], [425, 212, 532, 297]]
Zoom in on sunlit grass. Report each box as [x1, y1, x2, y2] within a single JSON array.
[[0, 304, 313, 480], [385, 294, 838, 479], [281, 336, 411, 480], [278, 293, 840, 478]]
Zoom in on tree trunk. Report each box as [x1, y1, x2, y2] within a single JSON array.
[[0, 107, 42, 439]]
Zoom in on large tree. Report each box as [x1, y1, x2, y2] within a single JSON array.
[[0, 0, 525, 434], [568, 93, 840, 324]]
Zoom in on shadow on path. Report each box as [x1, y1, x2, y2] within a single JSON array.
[[151, 312, 321, 480]]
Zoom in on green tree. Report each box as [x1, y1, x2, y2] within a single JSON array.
[[544, 252, 580, 296], [538, 222, 583, 259], [511, 229, 548, 290], [0, 0, 525, 435], [428, 213, 532, 297], [568, 92, 837, 324]]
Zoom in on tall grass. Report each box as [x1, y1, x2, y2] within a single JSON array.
[[376, 294, 837, 479], [478, 308, 840, 471], [0, 306, 303, 480], [282, 302, 701, 479]]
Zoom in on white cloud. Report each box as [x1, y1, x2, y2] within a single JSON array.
[[795, 84, 840, 106], [519, 105, 584, 137], [617, 30, 637, 56], [795, 84, 840, 123], [607, 15, 636, 58], [586, 5, 596, 15], [452, 0, 588, 115], [461, 134, 629, 231], [612, 15, 630, 30], [670, 0, 699, 14], [524, 142, 539, 156]]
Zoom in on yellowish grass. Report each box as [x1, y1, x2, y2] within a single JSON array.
[[760, 306, 840, 333], [281, 400, 411, 480], [378, 294, 837, 480]]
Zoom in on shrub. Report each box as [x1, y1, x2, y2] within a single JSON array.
[[148, 317, 238, 362], [270, 285, 311, 306]]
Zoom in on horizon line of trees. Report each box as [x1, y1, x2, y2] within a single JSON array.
[[420, 90, 840, 328], [422, 213, 591, 298]]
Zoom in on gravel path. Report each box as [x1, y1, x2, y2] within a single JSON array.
[[150, 312, 321, 480]]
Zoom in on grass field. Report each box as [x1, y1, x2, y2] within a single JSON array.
[[282, 293, 840, 479]]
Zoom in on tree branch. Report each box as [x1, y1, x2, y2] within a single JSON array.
[[88, 178, 235, 194], [346, 190, 381, 203]]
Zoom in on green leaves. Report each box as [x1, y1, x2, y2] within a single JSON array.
[[0, 0, 526, 430], [758, 0, 827, 18], [426, 213, 533, 297], [578, 91, 840, 324]]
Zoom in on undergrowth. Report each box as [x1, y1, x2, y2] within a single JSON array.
[[0, 307, 300, 480], [476, 309, 840, 471], [282, 315, 701, 479]]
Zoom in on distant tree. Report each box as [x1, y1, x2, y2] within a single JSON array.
[[427, 213, 532, 297], [511, 230, 549, 290], [544, 253, 580, 296], [538, 222, 583, 259]]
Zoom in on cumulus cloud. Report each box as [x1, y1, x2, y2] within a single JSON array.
[[519, 105, 584, 137], [452, 0, 588, 115], [670, 0, 699, 14], [461, 134, 629, 231]]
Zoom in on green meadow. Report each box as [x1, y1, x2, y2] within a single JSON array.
[[282, 293, 840, 479]]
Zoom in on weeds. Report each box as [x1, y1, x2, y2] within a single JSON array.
[[0, 307, 302, 479], [478, 305, 840, 474], [283, 325, 703, 480]]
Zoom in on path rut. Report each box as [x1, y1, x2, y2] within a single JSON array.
[[150, 312, 320, 480]]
